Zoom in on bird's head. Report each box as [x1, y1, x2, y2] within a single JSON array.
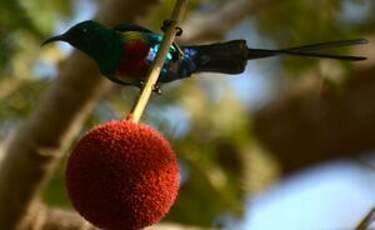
[[42, 20, 123, 75], [42, 20, 106, 49]]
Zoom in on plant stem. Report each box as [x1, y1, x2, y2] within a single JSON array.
[[355, 207, 375, 230], [129, 0, 189, 123]]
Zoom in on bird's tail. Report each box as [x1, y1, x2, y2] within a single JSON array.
[[248, 38, 368, 61], [189, 39, 368, 75], [187, 40, 249, 74]]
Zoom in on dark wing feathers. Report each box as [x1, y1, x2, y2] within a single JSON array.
[[115, 23, 183, 62], [113, 23, 154, 33]]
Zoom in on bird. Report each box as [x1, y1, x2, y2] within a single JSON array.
[[42, 20, 368, 92]]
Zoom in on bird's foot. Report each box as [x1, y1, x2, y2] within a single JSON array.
[[152, 84, 162, 95], [130, 81, 161, 94], [138, 81, 145, 89], [172, 45, 185, 61], [175, 45, 185, 58], [175, 27, 183, 36], [161, 19, 183, 36]]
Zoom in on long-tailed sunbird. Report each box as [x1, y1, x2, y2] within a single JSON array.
[[42, 20, 368, 90]]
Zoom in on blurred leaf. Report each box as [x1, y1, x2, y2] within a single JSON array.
[[253, 0, 371, 74]]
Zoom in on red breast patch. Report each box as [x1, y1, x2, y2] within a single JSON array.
[[117, 41, 150, 78]]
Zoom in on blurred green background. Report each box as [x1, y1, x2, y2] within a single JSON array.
[[0, 0, 374, 229]]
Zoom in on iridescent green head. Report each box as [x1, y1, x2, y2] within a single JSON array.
[[42, 20, 123, 75]]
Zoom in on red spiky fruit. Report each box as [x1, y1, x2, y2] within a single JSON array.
[[66, 120, 179, 230]]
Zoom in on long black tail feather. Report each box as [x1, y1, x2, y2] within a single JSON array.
[[248, 38, 368, 61], [278, 38, 367, 52], [191, 39, 368, 75]]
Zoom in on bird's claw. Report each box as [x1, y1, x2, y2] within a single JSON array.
[[175, 27, 183, 36], [152, 84, 162, 95], [131, 81, 161, 94], [161, 19, 183, 36], [172, 45, 184, 61], [175, 45, 184, 58], [138, 81, 145, 88]]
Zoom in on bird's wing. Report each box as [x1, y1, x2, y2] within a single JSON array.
[[113, 23, 154, 33], [115, 23, 184, 59], [119, 31, 177, 52], [119, 31, 156, 48], [118, 31, 184, 82]]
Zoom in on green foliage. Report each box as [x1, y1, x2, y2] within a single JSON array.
[[148, 0, 223, 30], [253, 0, 373, 75], [0, 0, 372, 228], [21, 0, 73, 35], [0, 33, 16, 70], [0, 0, 73, 75], [0, 0, 41, 37], [255, 0, 360, 44], [0, 79, 48, 138], [43, 160, 72, 208]]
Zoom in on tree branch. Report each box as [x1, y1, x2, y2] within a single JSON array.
[[130, 0, 188, 122], [0, 0, 160, 229], [23, 204, 203, 230], [21, 202, 95, 230], [253, 65, 375, 175], [355, 207, 375, 230]]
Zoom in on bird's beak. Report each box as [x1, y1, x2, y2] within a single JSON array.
[[41, 34, 66, 46]]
